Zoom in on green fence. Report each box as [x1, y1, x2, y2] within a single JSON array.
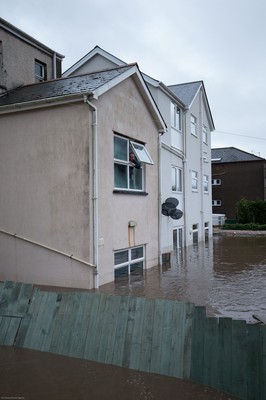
[[0, 281, 265, 400]]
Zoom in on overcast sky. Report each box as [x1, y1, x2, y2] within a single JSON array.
[[2, 0, 266, 158]]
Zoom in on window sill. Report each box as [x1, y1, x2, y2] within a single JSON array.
[[113, 190, 148, 196]]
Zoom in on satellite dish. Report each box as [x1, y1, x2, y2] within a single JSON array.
[[161, 197, 183, 220], [165, 197, 179, 207], [170, 209, 183, 220]]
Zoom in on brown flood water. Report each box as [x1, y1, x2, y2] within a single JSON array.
[[1, 234, 264, 400], [101, 235, 266, 323], [0, 346, 239, 400]]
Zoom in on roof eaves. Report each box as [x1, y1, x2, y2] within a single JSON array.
[[0, 91, 91, 115], [0, 17, 64, 60]]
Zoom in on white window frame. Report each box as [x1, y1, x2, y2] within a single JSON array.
[[204, 222, 209, 241], [202, 124, 208, 144], [35, 60, 46, 82], [212, 178, 221, 185], [191, 115, 197, 136], [130, 141, 154, 165], [172, 166, 182, 192], [191, 170, 198, 191], [192, 223, 198, 244], [114, 246, 145, 278], [212, 199, 222, 206], [203, 174, 209, 193], [171, 102, 182, 131], [114, 134, 153, 191]]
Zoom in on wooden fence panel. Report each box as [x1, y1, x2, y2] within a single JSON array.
[[203, 317, 219, 388], [231, 319, 248, 400], [0, 315, 21, 345], [128, 296, 146, 370], [1, 281, 266, 400], [138, 298, 155, 373], [218, 317, 232, 394], [150, 299, 165, 374], [159, 300, 175, 376], [247, 323, 262, 400], [190, 306, 206, 383], [68, 291, 97, 359], [0, 280, 32, 317]]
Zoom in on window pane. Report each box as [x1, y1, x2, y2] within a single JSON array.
[[130, 261, 143, 276], [129, 167, 142, 190], [114, 136, 127, 161], [204, 175, 208, 192], [191, 115, 197, 136], [114, 250, 128, 266], [115, 265, 129, 278], [192, 171, 198, 190], [176, 107, 180, 130], [172, 167, 176, 191], [130, 142, 153, 164], [170, 103, 175, 126], [131, 247, 144, 260], [203, 125, 208, 143], [35, 63, 43, 76], [114, 163, 127, 188], [177, 168, 182, 191]]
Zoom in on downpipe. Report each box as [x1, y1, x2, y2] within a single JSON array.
[[84, 95, 99, 289]]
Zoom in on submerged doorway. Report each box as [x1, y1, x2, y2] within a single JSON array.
[[173, 227, 183, 250]]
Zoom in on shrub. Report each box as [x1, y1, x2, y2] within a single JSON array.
[[236, 198, 266, 225], [222, 223, 266, 231]]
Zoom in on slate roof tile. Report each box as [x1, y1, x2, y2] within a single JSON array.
[[211, 147, 264, 163], [0, 65, 132, 106]]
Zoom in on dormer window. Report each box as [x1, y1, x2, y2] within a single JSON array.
[[35, 60, 47, 82]]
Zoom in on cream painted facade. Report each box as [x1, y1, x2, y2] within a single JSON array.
[[0, 72, 164, 288]]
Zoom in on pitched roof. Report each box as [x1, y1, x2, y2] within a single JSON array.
[[211, 147, 265, 163], [0, 63, 167, 132], [0, 65, 133, 106], [63, 45, 126, 77], [168, 80, 215, 130], [167, 81, 202, 107]]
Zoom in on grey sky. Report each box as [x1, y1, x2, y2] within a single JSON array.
[[2, 0, 266, 158]]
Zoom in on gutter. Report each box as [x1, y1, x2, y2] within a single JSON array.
[[84, 95, 99, 289], [0, 93, 88, 114]]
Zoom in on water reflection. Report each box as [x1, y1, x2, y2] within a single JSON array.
[[100, 236, 266, 323]]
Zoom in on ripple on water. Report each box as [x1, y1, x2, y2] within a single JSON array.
[[100, 236, 266, 323]]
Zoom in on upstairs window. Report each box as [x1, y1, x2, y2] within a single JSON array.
[[191, 170, 198, 191], [203, 124, 208, 143], [212, 199, 222, 206], [203, 175, 209, 193], [172, 166, 182, 192], [212, 178, 221, 185], [114, 134, 153, 191], [35, 60, 47, 82], [171, 103, 181, 131], [191, 115, 197, 136]]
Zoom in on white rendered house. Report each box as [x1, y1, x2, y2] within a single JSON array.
[[63, 46, 215, 253]]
